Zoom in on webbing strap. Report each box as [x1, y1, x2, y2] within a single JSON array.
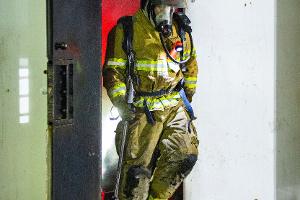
[[136, 79, 183, 97], [141, 88, 196, 126], [136, 89, 170, 97], [139, 80, 196, 125], [179, 89, 196, 120], [118, 16, 140, 87], [143, 99, 156, 125], [118, 16, 133, 54], [175, 22, 196, 121]]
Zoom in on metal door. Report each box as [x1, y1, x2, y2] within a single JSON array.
[[47, 0, 101, 199]]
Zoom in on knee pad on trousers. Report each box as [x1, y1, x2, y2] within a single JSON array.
[[125, 165, 152, 198], [180, 154, 198, 177]]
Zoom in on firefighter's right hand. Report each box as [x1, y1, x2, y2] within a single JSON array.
[[118, 105, 135, 121]]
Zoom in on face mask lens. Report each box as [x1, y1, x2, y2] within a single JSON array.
[[154, 5, 175, 37], [154, 6, 172, 25]]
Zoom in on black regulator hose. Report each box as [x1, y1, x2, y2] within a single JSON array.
[[159, 31, 194, 64]]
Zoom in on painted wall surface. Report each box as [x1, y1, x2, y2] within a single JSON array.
[[185, 1, 275, 199], [276, 0, 300, 199], [0, 0, 48, 199]]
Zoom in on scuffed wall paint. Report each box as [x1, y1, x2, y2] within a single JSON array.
[[185, 0, 275, 199], [277, 0, 300, 199]]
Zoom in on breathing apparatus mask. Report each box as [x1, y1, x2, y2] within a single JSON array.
[[142, 0, 195, 64], [154, 5, 175, 37]]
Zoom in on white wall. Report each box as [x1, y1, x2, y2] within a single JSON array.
[[186, 1, 275, 199]]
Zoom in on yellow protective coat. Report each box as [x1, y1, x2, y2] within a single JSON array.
[[103, 9, 199, 200], [103, 9, 198, 111]]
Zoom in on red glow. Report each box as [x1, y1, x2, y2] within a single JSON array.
[[102, 0, 140, 65]]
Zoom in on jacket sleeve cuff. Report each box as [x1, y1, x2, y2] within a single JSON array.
[[107, 83, 127, 107]]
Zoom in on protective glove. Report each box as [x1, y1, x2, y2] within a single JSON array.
[[118, 104, 136, 121]]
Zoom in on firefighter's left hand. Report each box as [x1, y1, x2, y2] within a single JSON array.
[[118, 105, 136, 121]]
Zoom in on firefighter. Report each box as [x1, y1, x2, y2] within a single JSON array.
[[103, 0, 199, 199]]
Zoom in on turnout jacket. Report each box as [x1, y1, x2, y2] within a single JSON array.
[[103, 9, 198, 111]]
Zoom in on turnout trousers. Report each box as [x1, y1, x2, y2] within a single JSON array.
[[115, 101, 199, 200]]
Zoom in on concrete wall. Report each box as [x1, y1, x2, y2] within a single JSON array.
[[185, 1, 276, 199], [0, 0, 48, 199], [276, 0, 300, 199]]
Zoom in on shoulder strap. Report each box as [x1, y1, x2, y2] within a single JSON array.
[[117, 16, 138, 105], [117, 16, 133, 56], [117, 16, 139, 86]]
